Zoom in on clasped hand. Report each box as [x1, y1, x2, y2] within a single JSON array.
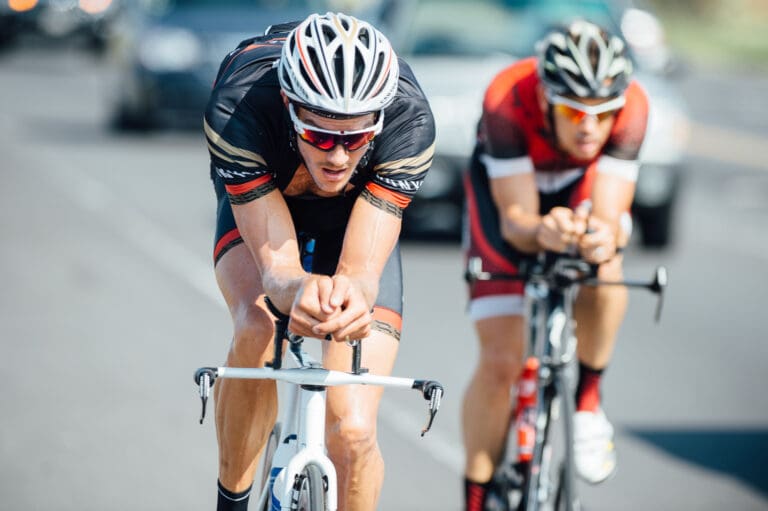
[[536, 206, 616, 264], [288, 274, 373, 342]]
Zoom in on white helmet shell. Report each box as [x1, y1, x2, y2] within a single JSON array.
[[278, 12, 400, 115]]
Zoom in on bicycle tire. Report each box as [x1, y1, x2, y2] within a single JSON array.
[[526, 375, 579, 511], [520, 384, 556, 511], [291, 464, 327, 511], [260, 422, 282, 511], [551, 375, 579, 511]]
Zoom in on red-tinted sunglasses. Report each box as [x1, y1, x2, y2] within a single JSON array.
[[289, 103, 382, 152]]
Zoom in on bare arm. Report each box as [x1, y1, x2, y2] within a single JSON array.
[[491, 171, 594, 254], [230, 189, 307, 313], [489, 172, 542, 253], [337, 193, 401, 305], [578, 171, 636, 262], [312, 191, 402, 340]]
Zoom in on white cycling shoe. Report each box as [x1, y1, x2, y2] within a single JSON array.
[[573, 408, 617, 484]]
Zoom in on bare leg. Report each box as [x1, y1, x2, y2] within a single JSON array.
[[574, 255, 627, 368], [462, 315, 526, 483], [214, 244, 279, 492], [323, 330, 399, 511]]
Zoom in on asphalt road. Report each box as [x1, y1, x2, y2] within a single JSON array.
[[1, 46, 767, 511]]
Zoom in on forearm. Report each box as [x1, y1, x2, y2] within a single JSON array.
[[500, 204, 543, 253], [590, 172, 637, 245], [489, 173, 543, 253], [335, 195, 400, 309], [260, 265, 309, 313], [231, 193, 307, 313]]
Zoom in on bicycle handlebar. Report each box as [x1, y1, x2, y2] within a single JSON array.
[[465, 254, 668, 322], [193, 366, 444, 436]]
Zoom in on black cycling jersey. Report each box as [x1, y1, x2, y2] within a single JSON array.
[[204, 23, 434, 337], [204, 24, 436, 211]]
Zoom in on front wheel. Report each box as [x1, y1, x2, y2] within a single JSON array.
[[259, 423, 282, 511], [291, 465, 327, 511]]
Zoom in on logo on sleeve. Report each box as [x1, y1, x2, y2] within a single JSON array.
[[215, 166, 252, 179], [377, 176, 424, 191]]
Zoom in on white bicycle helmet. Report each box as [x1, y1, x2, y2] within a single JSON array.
[[537, 19, 632, 99], [278, 12, 400, 116]]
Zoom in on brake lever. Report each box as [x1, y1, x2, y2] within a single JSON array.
[[420, 381, 444, 437], [194, 367, 217, 425], [651, 266, 668, 323]]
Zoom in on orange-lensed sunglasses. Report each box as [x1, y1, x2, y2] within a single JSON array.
[[547, 93, 626, 124]]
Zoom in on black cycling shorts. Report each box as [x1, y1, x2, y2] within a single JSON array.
[[212, 174, 404, 340]]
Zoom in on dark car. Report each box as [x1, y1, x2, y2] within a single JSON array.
[[366, 0, 689, 247], [0, 0, 120, 50], [105, 0, 342, 131]]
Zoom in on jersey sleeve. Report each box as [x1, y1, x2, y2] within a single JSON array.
[[366, 65, 436, 209], [477, 59, 538, 177], [598, 81, 649, 181], [204, 46, 281, 204], [205, 85, 279, 203]]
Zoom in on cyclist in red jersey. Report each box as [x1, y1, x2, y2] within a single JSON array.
[[203, 13, 435, 511], [461, 20, 649, 509]]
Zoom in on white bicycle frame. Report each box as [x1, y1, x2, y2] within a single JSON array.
[[196, 336, 443, 511]]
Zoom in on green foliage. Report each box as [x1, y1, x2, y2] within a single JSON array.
[[648, 0, 768, 70]]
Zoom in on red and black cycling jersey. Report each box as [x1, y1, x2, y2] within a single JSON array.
[[204, 25, 436, 210], [463, 57, 649, 313], [476, 57, 649, 191]]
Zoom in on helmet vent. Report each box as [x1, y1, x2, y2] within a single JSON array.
[[359, 27, 370, 46], [332, 47, 345, 95], [352, 49, 366, 92], [362, 53, 385, 99], [304, 47, 325, 96], [321, 25, 335, 45]]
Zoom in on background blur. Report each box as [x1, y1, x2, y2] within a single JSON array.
[[1, 0, 767, 510]]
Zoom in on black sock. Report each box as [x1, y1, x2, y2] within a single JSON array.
[[464, 477, 493, 511], [217, 480, 252, 511]]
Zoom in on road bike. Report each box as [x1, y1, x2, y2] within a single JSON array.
[[465, 253, 667, 511], [193, 296, 444, 511]]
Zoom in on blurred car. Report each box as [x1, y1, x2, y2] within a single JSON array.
[[0, 0, 121, 50], [0, 2, 24, 48], [105, 0, 351, 131], [365, 0, 689, 247]]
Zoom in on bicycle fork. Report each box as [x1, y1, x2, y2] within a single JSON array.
[[271, 386, 337, 511]]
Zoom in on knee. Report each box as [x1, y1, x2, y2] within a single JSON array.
[[477, 349, 524, 389], [327, 415, 377, 461], [229, 304, 273, 365]]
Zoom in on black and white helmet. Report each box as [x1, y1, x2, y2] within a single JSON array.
[[278, 12, 400, 115], [537, 20, 632, 98]]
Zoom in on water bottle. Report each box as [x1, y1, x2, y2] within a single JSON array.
[[269, 434, 297, 511], [515, 357, 539, 462]]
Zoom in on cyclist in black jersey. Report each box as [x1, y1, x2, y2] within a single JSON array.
[[203, 12, 435, 511]]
